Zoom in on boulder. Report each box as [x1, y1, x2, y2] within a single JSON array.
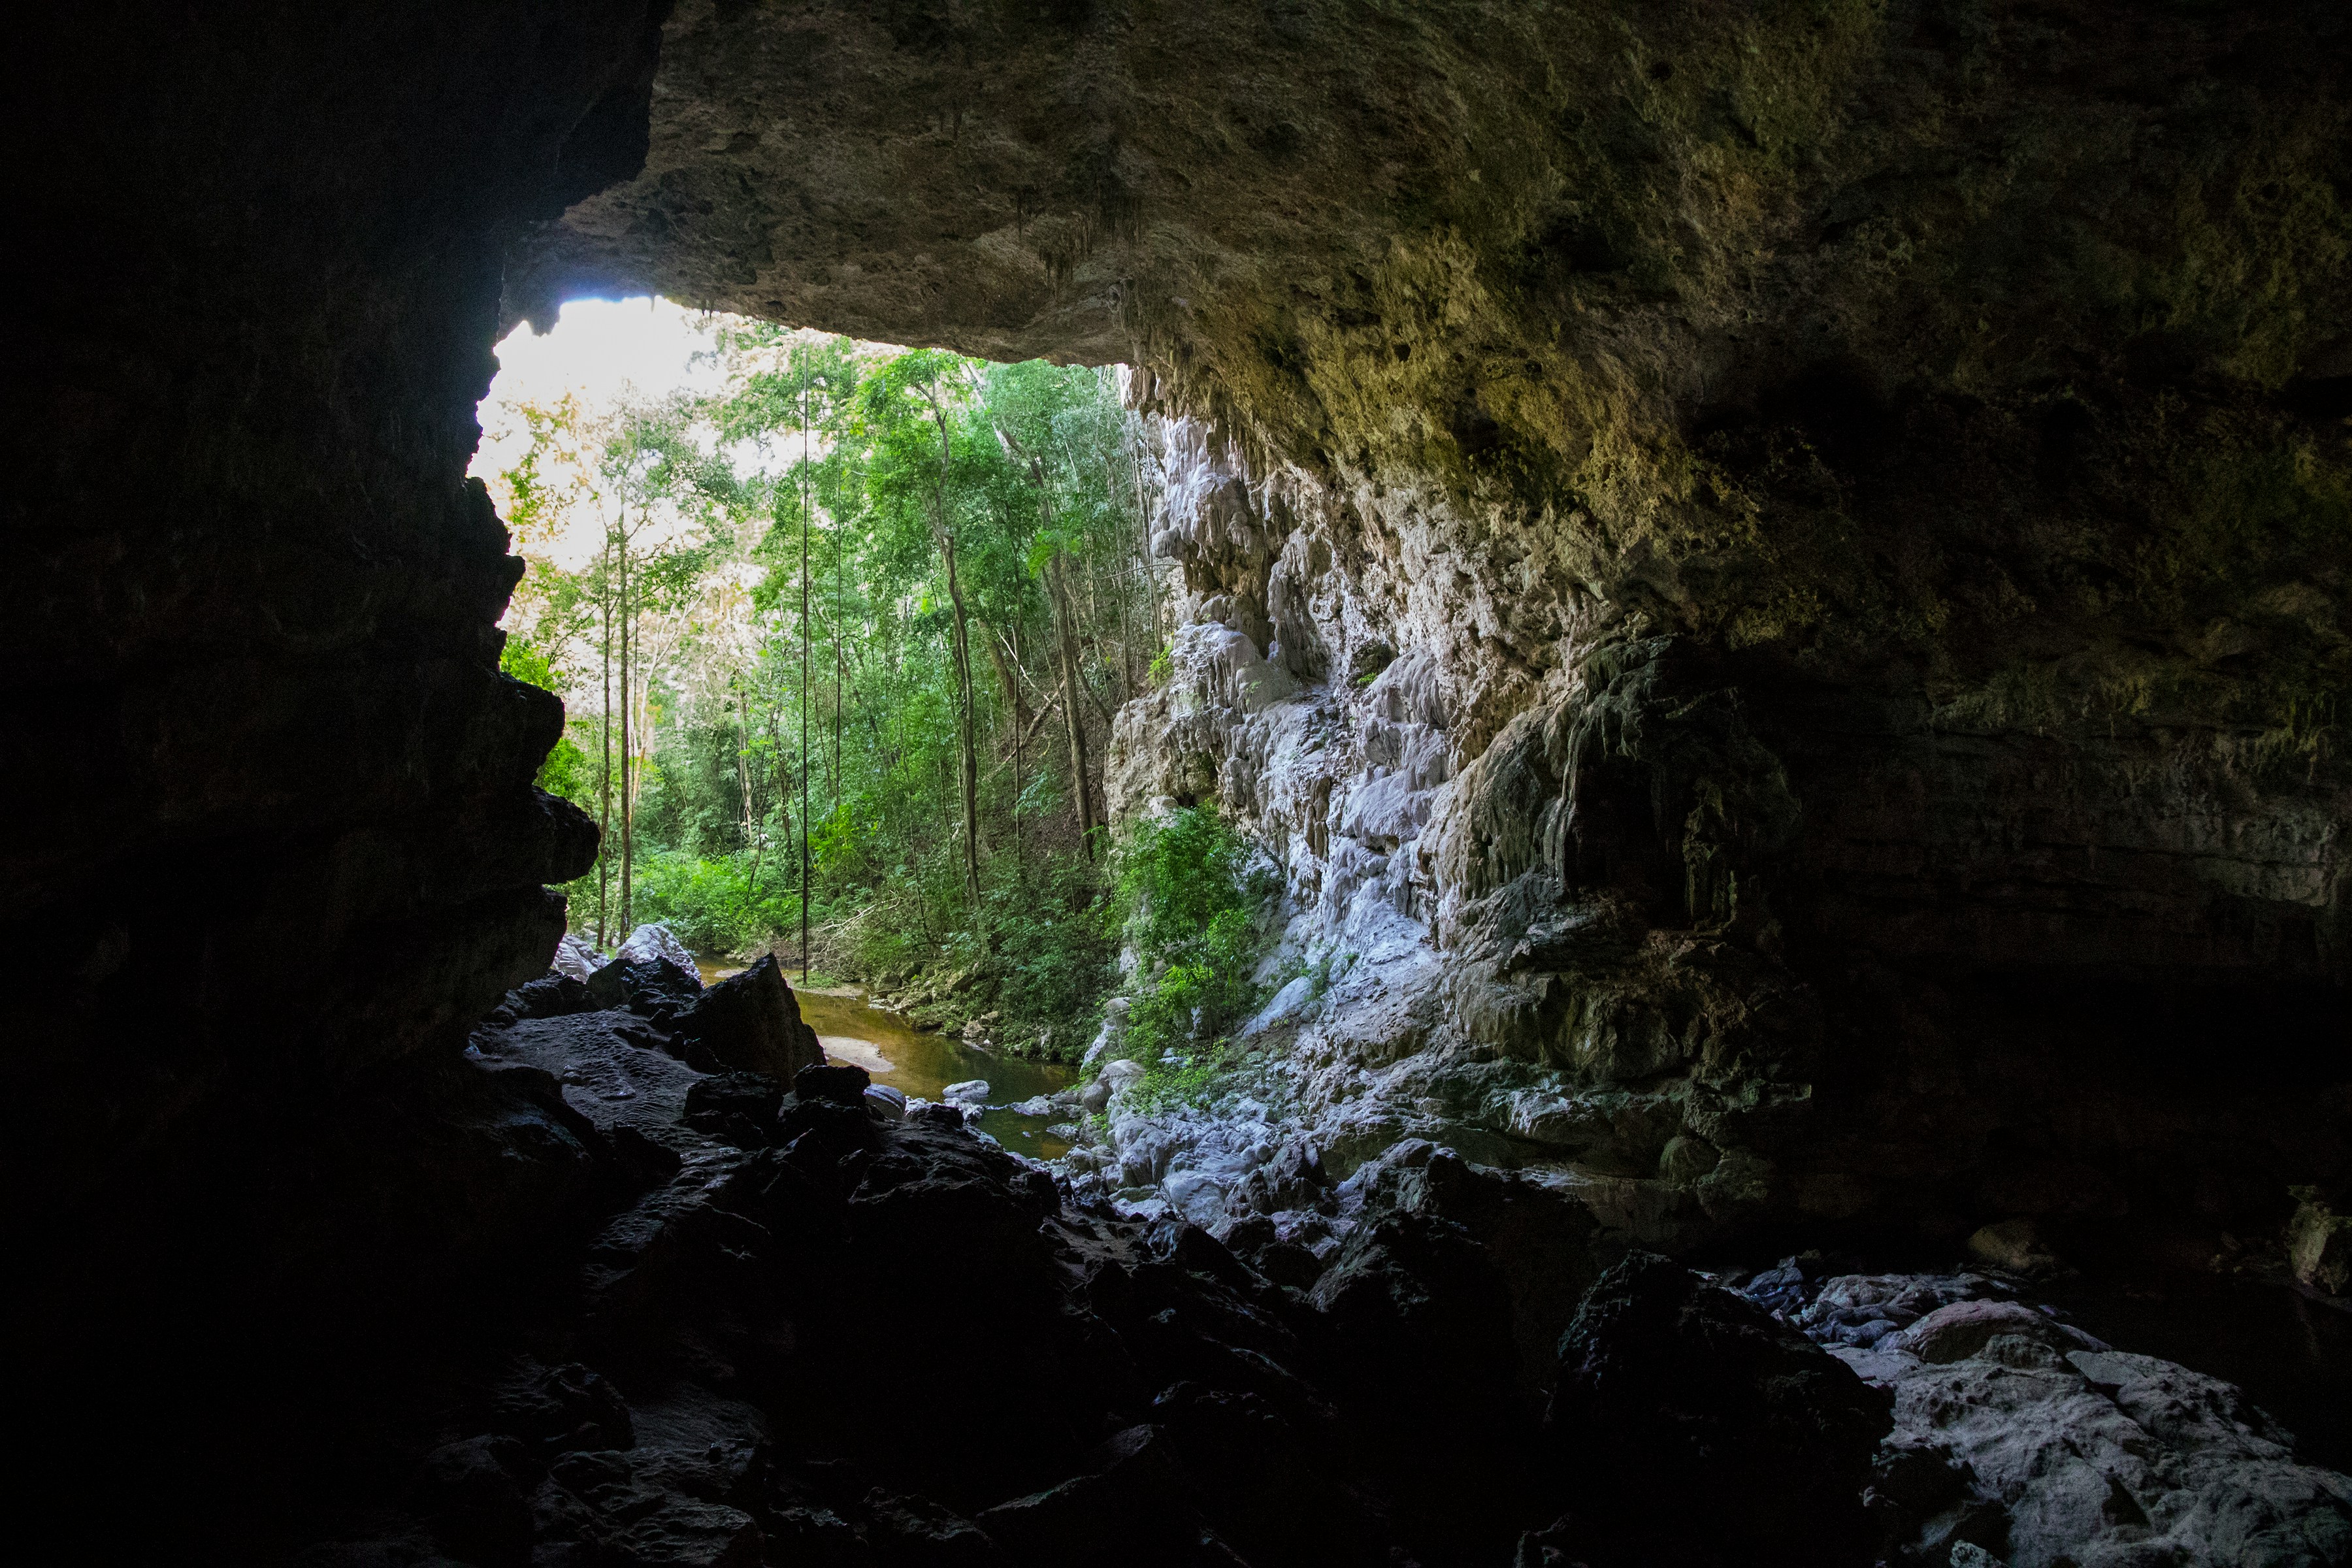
[[941, 1079, 990, 1105], [974, 1425, 1205, 1565], [1840, 1333, 2352, 1567], [685, 1073, 787, 1147], [865, 1085, 909, 1122], [484, 1361, 634, 1455], [1896, 1299, 2104, 1365], [414, 1435, 536, 1567], [1546, 1251, 1893, 1567], [617, 922, 698, 975], [551, 933, 605, 983], [795, 1061, 872, 1106], [669, 956, 822, 1083], [586, 956, 702, 1021], [1965, 1217, 2061, 1275], [490, 973, 592, 1025]]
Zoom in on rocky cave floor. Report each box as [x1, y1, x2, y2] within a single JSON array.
[[267, 955, 2352, 1568]]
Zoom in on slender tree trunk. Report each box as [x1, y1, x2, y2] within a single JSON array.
[[598, 555, 613, 947], [936, 521, 983, 909], [921, 384, 982, 911], [979, 621, 1022, 713], [737, 685, 760, 900], [800, 383, 812, 980], [1047, 552, 1098, 858], [1011, 621, 1025, 881], [834, 516, 845, 809], [618, 531, 634, 934], [997, 425, 1100, 860]]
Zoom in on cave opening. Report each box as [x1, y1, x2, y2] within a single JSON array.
[[467, 294, 1190, 1159], [16, 2, 2352, 1563]]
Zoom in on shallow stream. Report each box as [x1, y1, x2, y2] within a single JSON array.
[[700, 964, 1077, 1159]]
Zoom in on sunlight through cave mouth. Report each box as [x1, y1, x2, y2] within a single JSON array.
[[471, 295, 1177, 1154]]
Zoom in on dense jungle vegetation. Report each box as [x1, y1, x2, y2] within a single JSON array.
[[488, 326, 1266, 1058]]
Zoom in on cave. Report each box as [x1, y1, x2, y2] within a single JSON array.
[[11, 3, 2352, 1564]]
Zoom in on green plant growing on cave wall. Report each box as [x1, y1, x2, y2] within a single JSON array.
[[1105, 804, 1275, 1109]]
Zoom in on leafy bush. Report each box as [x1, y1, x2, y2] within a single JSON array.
[[1116, 804, 1261, 958], [986, 858, 1116, 1057], [536, 729, 595, 806], [1109, 806, 1271, 1103], [630, 850, 801, 956]]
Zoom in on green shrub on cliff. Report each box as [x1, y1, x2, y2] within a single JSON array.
[[1111, 806, 1271, 1105]]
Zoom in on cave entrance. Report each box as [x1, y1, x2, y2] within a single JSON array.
[[472, 297, 1168, 1144]]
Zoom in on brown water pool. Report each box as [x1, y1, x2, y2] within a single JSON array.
[[702, 970, 1077, 1159]]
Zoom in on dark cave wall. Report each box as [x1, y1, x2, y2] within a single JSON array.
[[3, 1, 661, 1283]]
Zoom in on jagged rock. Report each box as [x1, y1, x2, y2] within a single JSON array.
[[684, 1071, 785, 1148], [796, 1061, 872, 1106], [552, 934, 606, 984], [585, 955, 702, 1024], [670, 956, 821, 1083], [487, 972, 593, 1026], [1967, 1218, 2062, 1276], [1309, 1208, 1527, 1541], [1789, 1273, 2015, 1351], [416, 1435, 536, 1567], [973, 1425, 1206, 1565], [484, 1361, 634, 1456], [2291, 1189, 2352, 1298], [1334, 1141, 1601, 1393], [862, 1492, 1001, 1566], [1548, 1252, 1893, 1567], [1838, 1322, 2352, 1567]]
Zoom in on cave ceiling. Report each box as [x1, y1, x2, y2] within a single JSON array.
[[514, 0, 2352, 749]]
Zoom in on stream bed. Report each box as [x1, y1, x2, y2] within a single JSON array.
[[702, 964, 1077, 1159]]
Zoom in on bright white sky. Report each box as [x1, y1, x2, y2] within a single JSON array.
[[468, 297, 889, 578], [470, 295, 725, 490], [470, 295, 799, 573]]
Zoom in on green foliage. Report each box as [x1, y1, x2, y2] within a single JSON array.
[[1107, 806, 1271, 1107], [536, 729, 595, 806], [500, 627, 563, 693], [985, 857, 1117, 1056], [1115, 805, 1262, 960], [491, 325, 1161, 1061], [630, 849, 802, 956]]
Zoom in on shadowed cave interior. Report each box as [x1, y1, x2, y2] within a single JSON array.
[[9, 3, 2352, 1565]]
